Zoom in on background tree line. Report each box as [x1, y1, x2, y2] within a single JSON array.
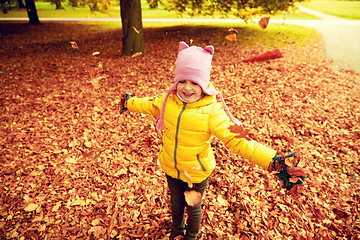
[[0, 0, 307, 56]]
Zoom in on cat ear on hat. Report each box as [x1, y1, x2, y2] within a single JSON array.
[[178, 41, 214, 56], [203, 45, 214, 56], [179, 41, 189, 52]]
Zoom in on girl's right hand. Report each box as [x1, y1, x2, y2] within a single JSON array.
[[120, 91, 131, 114]]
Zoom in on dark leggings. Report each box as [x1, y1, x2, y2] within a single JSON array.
[[166, 175, 209, 240]]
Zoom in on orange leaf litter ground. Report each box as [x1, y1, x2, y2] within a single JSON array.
[[0, 23, 359, 239]]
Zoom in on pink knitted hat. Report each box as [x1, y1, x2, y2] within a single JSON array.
[[156, 41, 242, 131]]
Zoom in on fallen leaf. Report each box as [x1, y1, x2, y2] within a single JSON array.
[[52, 201, 62, 212], [82, 151, 94, 158], [131, 52, 143, 58], [89, 226, 106, 237], [91, 219, 103, 226], [333, 209, 349, 219], [217, 195, 229, 207], [24, 203, 39, 212]]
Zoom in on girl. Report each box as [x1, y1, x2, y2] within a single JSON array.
[[121, 41, 306, 240]]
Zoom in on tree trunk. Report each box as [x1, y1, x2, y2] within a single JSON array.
[[69, 0, 78, 7], [53, 0, 64, 9], [120, 0, 144, 57], [24, 0, 40, 25]]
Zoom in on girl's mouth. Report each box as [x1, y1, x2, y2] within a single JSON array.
[[183, 92, 193, 97]]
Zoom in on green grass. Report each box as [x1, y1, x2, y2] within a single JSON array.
[[86, 20, 320, 49], [300, 0, 360, 19]]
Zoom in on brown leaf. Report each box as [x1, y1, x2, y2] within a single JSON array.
[[70, 41, 79, 49], [24, 203, 39, 212], [132, 26, 140, 34], [82, 150, 94, 158], [258, 16, 270, 29], [174, 235, 185, 240], [287, 168, 306, 177], [89, 226, 106, 237], [225, 34, 237, 42], [242, 49, 282, 63], [333, 209, 349, 219], [184, 190, 201, 206], [52, 201, 62, 212], [228, 28, 238, 33], [286, 185, 299, 196], [217, 194, 229, 207], [229, 124, 251, 140], [152, 103, 160, 117], [131, 52, 142, 58]]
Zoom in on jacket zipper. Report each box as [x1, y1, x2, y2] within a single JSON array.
[[197, 154, 206, 171], [174, 102, 187, 179]]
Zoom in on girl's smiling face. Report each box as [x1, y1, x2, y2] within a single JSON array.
[[176, 80, 204, 103]]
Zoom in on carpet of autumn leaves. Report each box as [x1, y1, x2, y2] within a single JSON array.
[[0, 22, 360, 239]]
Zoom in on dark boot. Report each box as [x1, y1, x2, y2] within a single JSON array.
[[169, 230, 185, 240]]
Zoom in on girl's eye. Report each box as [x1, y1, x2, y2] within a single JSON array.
[[179, 81, 186, 84], [191, 82, 198, 86]]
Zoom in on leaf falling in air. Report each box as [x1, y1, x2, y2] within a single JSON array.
[[242, 48, 282, 63], [132, 26, 140, 34], [228, 28, 238, 33], [184, 191, 201, 206], [229, 124, 251, 140], [70, 41, 80, 49], [259, 16, 270, 29], [225, 34, 237, 42]]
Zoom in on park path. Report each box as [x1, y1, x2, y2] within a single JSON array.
[[1, 6, 359, 75], [284, 6, 360, 76]]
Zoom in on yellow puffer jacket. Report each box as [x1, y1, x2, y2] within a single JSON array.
[[127, 93, 277, 183]]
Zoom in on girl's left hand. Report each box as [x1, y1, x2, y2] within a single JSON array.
[[270, 152, 307, 191]]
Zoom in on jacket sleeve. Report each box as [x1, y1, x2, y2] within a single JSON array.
[[127, 95, 164, 117], [209, 103, 277, 170]]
